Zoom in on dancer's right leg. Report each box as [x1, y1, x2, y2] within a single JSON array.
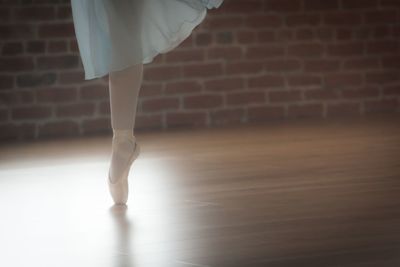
[[108, 64, 143, 185], [109, 63, 143, 131]]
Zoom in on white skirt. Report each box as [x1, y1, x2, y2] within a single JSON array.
[[70, 0, 224, 80]]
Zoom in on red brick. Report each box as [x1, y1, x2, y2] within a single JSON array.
[[383, 85, 400, 96], [287, 75, 322, 87], [142, 97, 179, 112], [135, 114, 163, 130], [288, 43, 324, 58], [2, 1, 400, 141], [183, 94, 223, 109], [14, 6, 55, 21], [337, 29, 354, 39], [366, 41, 398, 54], [37, 55, 79, 70], [58, 71, 85, 84], [265, 60, 301, 72], [179, 34, 195, 48], [245, 15, 283, 28], [269, 90, 302, 102], [82, 118, 111, 134], [166, 112, 207, 127], [342, 0, 378, 9], [364, 98, 398, 113], [36, 87, 77, 103], [208, 17, 243, 29], [2, 42, 23, 55], [0, 91, 34, 104], [304, 0, 339, 10], [165, 49, 205, 63], [165, 81, 202, 95], [265, 0, 301, 12], [365, 71, 400, 84], [327, 43, 365, 56], [304, 89, 340, 100], [248, 75, 285, 89], [343, 58, 380, 70], [183, 63, 223, 78], [12, 106, 52, 120], [380, 0, 400, 7], [0, 24, 34, 39], [246, 45, 285, 59], [295, 29, 314, 40], [144, 66, 182, 81], [327, 102, 361, 117], [316, 28, 335, 41], [373, 26, 391, 39], [57, 6, 72, 19], [20, 91, 35, 103], [99, 101, 110, 115], [17, 73, 56, 88], [0, 75, 14, 90], [69, 39, 79, 52], [336, 29, 353, 40], [288, 103, 324, 119], [237, 30, 257, 44], [304, 59, 341, 72], [0, 7, 10, 21], [195, 32, 212, 46], [55, 103, 95, 118], [341, 87, 380, 98], [324, 12, 362, 25], [0, 57, 34, 72], [139, 83, 163, 97], [353, 27, 371, 39], [257, 30, 276, 43], [216, 31, 234, 44], [38, 121, 79, 138], [248, 106, 286, 121], [276, 29, 293, 42], [80, 84, 108, 100], [365, 10, 398, 24], [286, 14, 321, 26], [208, 47, 242, 60], [26, 41, 45, 54], [226, 92, 265, 105], [324, 73, 364, 87], [210, 108, 245, 124], [226, 61, 264, 75], [222, 1, 263, 13], [48, 40, 68, 53], [0, 123, 36, 141], [204, 77, 244, 92], [0, 92, 16, 104], [38, 23, 75, 38], [0, 109, 9, 122]]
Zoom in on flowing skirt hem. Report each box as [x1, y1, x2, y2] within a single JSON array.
[[83, 7, 207, 80]]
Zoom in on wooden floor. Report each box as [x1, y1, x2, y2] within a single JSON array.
[[0, 114, 399, 267]]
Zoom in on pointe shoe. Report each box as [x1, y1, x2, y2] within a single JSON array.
[[108, 137, 141, 205]]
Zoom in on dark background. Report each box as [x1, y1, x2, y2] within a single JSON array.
[[0, 0, 399, 142]]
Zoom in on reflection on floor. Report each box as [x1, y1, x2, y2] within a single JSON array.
[[0, 114, 399, 267]]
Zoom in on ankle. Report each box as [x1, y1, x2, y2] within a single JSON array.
[[112, 129, 134, 140]]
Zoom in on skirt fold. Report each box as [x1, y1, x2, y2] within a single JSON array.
[[71, 0, 224, 80]]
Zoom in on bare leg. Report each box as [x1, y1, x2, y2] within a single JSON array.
[[108, 64, 143, 184], [109, 63, 143, 131]]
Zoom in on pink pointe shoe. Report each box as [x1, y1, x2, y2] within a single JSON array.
[[108, 136, 141, 205]]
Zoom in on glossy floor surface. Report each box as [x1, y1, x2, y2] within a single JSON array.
[[0, 115, 399, 267]]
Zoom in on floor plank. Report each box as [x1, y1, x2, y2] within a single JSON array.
[[0, 114, 399, 267]]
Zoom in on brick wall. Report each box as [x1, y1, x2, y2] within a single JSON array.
[[1, 0, 399, 142]]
